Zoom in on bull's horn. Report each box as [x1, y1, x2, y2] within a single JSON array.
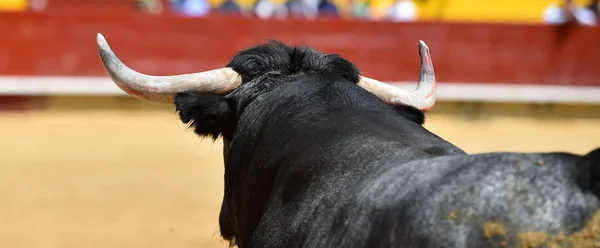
[[96, 33, 242, 103], [357, 40, 437, 112]]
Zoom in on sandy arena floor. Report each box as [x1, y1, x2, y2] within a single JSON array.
[[1, 97, 599, 248]]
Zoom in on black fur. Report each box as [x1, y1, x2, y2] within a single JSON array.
[[174, 41, 600, 248], [175, 93, 234, 140], [225, 40, 360, 85]]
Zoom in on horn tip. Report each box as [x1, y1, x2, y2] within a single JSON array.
[[418, 40, 428, 49], [96, 33, 107, 47]]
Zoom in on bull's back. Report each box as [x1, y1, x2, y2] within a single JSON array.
[[346, 151, 600, 248], [247, 137, 600, 247]]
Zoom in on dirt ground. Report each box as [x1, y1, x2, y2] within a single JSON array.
[[1, 96, 599, 248]]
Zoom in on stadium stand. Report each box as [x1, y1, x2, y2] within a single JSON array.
[[6, 0, 594, 24], [0, 0, 27, 11], [0, 0, 598, 103]]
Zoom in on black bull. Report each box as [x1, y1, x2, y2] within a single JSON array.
[[100, 39, 600, 248]]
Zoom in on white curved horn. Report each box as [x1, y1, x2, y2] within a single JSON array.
[[96, 33, 242, 103], [357, 40, 437, 112]]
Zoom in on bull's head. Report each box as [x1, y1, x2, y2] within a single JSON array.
[[95, 34, 437, 112], [95, 34, 438, 246]]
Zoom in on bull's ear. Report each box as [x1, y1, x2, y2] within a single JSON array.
[[175, 92, 234, 140]]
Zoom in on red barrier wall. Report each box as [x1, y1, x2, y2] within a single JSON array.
[[1, 12, 599, 86]]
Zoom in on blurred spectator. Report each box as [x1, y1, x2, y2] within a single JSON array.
[[387, 0, 416, 21], [368, 0, 393, 20], [216, 0, 242, 13], [28, 0, 47, 11], [287, 0, 319, 19], [543, 0, 597, 26], [170, 0, 211, 16], [318, 0, 339, 16], [255, 0, 289, 19], [350, 0, 370, 19], [335, 0, 355, 19], [586, 0, 599, 21], [234, 0, 259, 16], [136, 0, 164, 15]]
